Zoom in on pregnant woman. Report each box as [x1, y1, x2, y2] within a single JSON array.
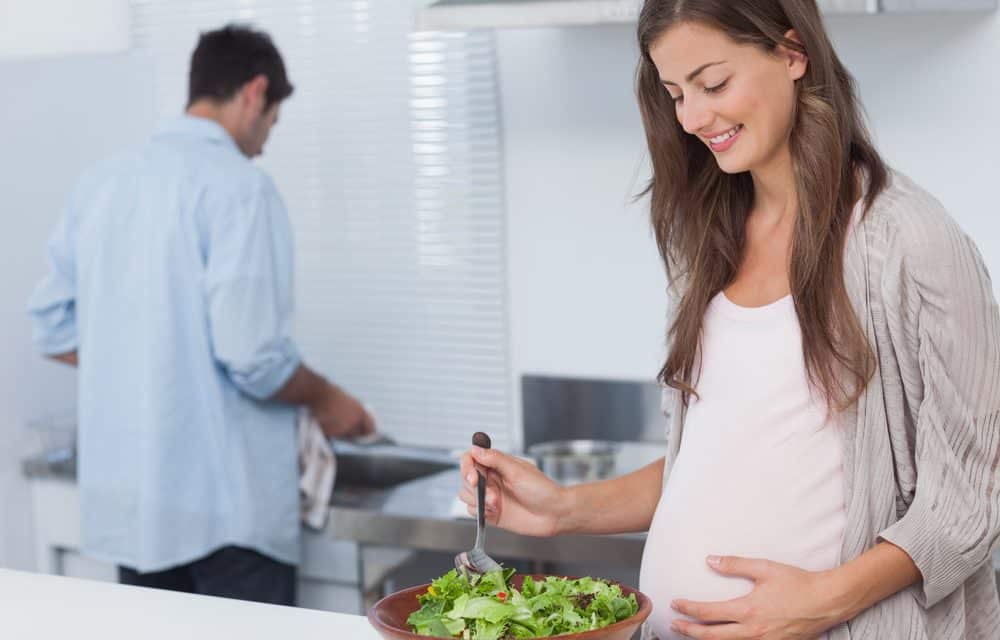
[[458, 1, 1000, 638]]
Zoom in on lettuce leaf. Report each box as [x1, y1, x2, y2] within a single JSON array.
[[405, 569, 638, 638]]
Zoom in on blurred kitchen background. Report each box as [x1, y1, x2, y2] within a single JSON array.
[[1, 0, 999, 616]]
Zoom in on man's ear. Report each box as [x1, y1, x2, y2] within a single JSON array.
[[242, 74, 270, 112], [780, 29, 808, 81]]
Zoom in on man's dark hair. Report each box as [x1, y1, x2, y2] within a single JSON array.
[[188, 24, 294, 109]]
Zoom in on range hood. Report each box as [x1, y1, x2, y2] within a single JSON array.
[[416, 0, 998, 31]]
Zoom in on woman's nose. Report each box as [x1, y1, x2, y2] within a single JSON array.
[[678, 96, 712, 136]]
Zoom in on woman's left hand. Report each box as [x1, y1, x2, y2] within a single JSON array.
[[669, 555, 844, 639]]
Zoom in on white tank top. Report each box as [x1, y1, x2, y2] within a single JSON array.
[[639, 291, 846, 640]]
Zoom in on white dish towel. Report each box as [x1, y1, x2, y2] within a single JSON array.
[[297, 411, 336, 530]]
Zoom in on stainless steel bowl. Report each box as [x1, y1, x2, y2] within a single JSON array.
[[527, 440, 620, 485]]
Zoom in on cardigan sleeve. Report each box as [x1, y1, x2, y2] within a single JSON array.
[[877, 207, 1000, 608]]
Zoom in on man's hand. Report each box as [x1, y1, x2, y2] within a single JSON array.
[[273, 364, 375, 439], [309, 384, 375, 440], [48, 351, 78, 367]]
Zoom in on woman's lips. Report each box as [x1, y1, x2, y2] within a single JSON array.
[[707, 124, 743, 153]]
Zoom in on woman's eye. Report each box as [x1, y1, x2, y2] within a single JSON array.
[[704, 80, 728, 94]]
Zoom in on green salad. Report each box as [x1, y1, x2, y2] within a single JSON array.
[[406, 568, 639, 639]]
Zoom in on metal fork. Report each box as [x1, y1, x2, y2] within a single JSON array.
[[454, 431, 503, 577]]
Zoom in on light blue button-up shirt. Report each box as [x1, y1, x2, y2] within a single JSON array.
[[27, 116, 302, 572]]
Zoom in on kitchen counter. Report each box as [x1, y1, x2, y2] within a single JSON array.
[[329, 466, 647, 566], [21, 444, 652, 617], [22, 442, 655, 567], [0, 568, 379, 639], [23, 446, 1000, 594]]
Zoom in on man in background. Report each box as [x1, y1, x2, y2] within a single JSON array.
[[27, 24, 372, 605]]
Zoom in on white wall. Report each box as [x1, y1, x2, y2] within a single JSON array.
[[499, 9, 1000, 386], [828, 11, 1000, 254], [0, 52, 157, 570], [498, 26, 665, 386], [2, 7, 999, 570], [0, 0, 130, 59]]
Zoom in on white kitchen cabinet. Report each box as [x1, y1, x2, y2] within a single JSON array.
[[299, 530, 364, 613], [418, 0, 995, 31], [0, 0, 131, 59], [882, 0, 998, 10], [817, 0, 875, 13], [819, 0, 1000, 12], [26, 476, 392, 614], [28, 478, 107, 579], [58, 550, 118, 582]]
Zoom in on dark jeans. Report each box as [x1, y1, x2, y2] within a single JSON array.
[[119, 546, 296, 606]]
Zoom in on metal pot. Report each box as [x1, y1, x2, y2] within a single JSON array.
[[527, 440, 620, 485]]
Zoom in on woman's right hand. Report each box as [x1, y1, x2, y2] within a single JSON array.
[[459, 446, 570, 538]]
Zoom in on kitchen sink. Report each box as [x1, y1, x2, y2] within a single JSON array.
[[330, 440, 458, 491], [23, 438, 459, 505]]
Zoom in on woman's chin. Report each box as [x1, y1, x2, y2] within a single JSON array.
[[714, 159, 750, 175], [712, 152, 753, 175]]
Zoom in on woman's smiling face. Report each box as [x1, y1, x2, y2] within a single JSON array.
[[649, 21, 807, 175]]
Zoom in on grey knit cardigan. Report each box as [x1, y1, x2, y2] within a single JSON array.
[[656, 172, 1000, 639]]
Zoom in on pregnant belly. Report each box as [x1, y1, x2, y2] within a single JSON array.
[[638, 459, 844, 639], [638, 504, 756, 639]]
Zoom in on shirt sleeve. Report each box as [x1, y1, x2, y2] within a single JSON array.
[[204, 173, 302, 400], [27, 197, 79, 355], [877, 213, 1000, 608]]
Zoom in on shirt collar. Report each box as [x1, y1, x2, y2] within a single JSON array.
[[153, 115, 242, 154]]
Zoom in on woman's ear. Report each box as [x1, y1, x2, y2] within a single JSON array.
[[780, 29, 809, 81]]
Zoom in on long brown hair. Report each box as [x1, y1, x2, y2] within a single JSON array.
[[636, 0, 887, 411]]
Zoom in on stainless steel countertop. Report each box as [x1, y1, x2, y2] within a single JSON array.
[[324, 440, 660, 564], [22, 448, 76, 480], [327, 467, 646, 565], [22, 443, 654, 566], [23, 446, 1000, 575]]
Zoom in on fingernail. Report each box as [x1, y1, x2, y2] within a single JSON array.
[[707, 555, 721, 566], [466, 472, 475, 484], [670, 600, 679, 611]]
